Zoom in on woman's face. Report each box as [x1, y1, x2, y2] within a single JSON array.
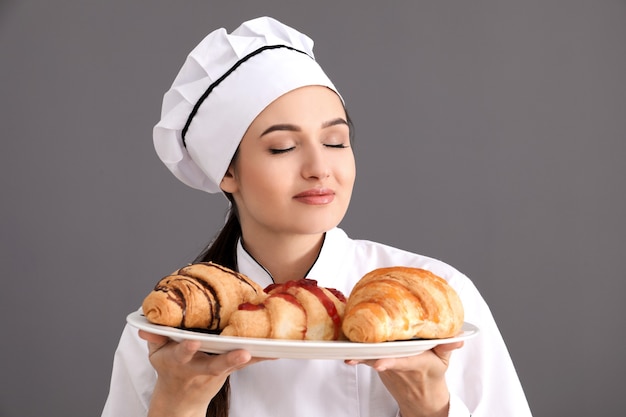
[[220, 85, 356, 239]]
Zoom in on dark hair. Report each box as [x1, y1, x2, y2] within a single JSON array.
[[195, 196, 239, 417], [194, 200, 240, 267], [198, 109, 353, 417]]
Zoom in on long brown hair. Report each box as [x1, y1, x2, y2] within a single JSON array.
[[194, 197, 240, 417]]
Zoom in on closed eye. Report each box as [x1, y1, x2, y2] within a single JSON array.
[[325, 143, 350, 149], [269, 147, 295, 155]]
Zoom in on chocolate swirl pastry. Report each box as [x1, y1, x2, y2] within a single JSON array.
[[342, 267, 464, 343], [221, 279, 347, 340], [142, 262, 265, 330]]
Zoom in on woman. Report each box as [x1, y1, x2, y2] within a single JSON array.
[[102, 17, 532, 417]]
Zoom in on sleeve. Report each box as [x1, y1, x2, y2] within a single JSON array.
[[101, 323, 156, 417], [394, 394, 470, 417], [447, 393, 471, 416], [445, 276, 533, 417]]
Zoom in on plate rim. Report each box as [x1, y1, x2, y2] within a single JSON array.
[[127, 310, 479, 359]]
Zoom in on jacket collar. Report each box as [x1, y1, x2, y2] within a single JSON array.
[[236, 227, 352, 292]]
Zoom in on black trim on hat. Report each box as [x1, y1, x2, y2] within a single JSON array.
[[181, 44, 310, 148]]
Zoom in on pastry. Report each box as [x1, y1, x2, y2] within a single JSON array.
[[221, 278, 346, 340], [342, 267, 464, 343], [142, 262, 265, 330]]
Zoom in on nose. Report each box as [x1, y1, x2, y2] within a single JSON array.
[[301, 145, 330, 180]]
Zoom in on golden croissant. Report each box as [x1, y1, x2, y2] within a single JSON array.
[[342, 267, 464, 343], [142, 262, 265, 330], [221, 279, 347, 340]]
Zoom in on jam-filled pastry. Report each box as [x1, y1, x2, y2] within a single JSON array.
[[342, 267, 464, 343], [221, 279, 347, 340], [141, 262, 265, 330]]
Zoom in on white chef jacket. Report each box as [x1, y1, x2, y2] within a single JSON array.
[[102, 227, 532, 416]]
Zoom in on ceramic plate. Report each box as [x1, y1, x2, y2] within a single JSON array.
[[127, 311, 479, 360]]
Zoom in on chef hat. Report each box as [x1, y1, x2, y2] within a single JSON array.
[[153, 16, 341, 193]]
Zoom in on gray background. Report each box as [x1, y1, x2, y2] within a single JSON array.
[[1, 1, 624, 416]]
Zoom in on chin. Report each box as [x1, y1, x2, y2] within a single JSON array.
[[294, 215, 344, 236]]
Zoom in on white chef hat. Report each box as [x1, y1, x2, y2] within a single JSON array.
[[153, 16, 341, 193]]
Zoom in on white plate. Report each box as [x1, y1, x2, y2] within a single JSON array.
[[127, 311, 479, 360]]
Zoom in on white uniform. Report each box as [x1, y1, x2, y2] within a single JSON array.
[[102, 228, 532, 416]]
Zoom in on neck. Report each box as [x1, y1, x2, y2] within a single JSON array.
[[240, 231, 326, 284]]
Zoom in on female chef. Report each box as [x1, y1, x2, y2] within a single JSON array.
[[101, 16, 532, 417]]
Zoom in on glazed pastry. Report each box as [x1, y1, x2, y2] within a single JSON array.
[[142, 262, 265, 330], [342, 267, 464, 343], [221, 279, 347, 340]]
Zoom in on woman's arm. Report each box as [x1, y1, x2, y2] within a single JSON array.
[[101, 324, 267, 417], [139, 331, 268, 417], [346, 342, 464, 417], [139, 331, 247, 417]]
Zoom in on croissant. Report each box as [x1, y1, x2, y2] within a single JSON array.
[[142, 262, 265, 330], [221, 278, 347, 340], [342, 267, 464, 343]]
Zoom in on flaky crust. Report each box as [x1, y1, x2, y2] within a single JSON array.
[[221, 279, 346, 340], [141, 262, 265, 330], [342, 267, 464, 343]]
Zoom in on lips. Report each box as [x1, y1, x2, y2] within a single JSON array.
[[293, 188, 336, 205]]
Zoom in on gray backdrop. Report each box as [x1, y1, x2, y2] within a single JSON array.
[[1, 1, 624, 416]]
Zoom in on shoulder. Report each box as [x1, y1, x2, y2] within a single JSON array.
[[333, 228, 471, 291]]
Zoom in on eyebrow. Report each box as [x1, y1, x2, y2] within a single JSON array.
[[260, 117, 349, 137]]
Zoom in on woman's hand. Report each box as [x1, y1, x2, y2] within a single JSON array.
[[139, 330, 268, 417], [346, 341, 464, 417]]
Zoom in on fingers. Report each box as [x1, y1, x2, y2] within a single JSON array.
[[345, 341, 465, 372], [138, 330, 254, 374], [344, 357, 399, 371], [138, 330, 171, 356], [165, 340, 252, 375], [219, 349, 253, 372], [432, 341, 464, 360], [138, 329, 168, 344], [138, 330, 205, 363], [345, 352, 423, 372], [370, 357, 399, 372], [172, 339, 203, 364], [435, 341, 464, 351]]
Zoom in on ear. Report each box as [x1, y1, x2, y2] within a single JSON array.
[[219, 164, 238, 194]]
